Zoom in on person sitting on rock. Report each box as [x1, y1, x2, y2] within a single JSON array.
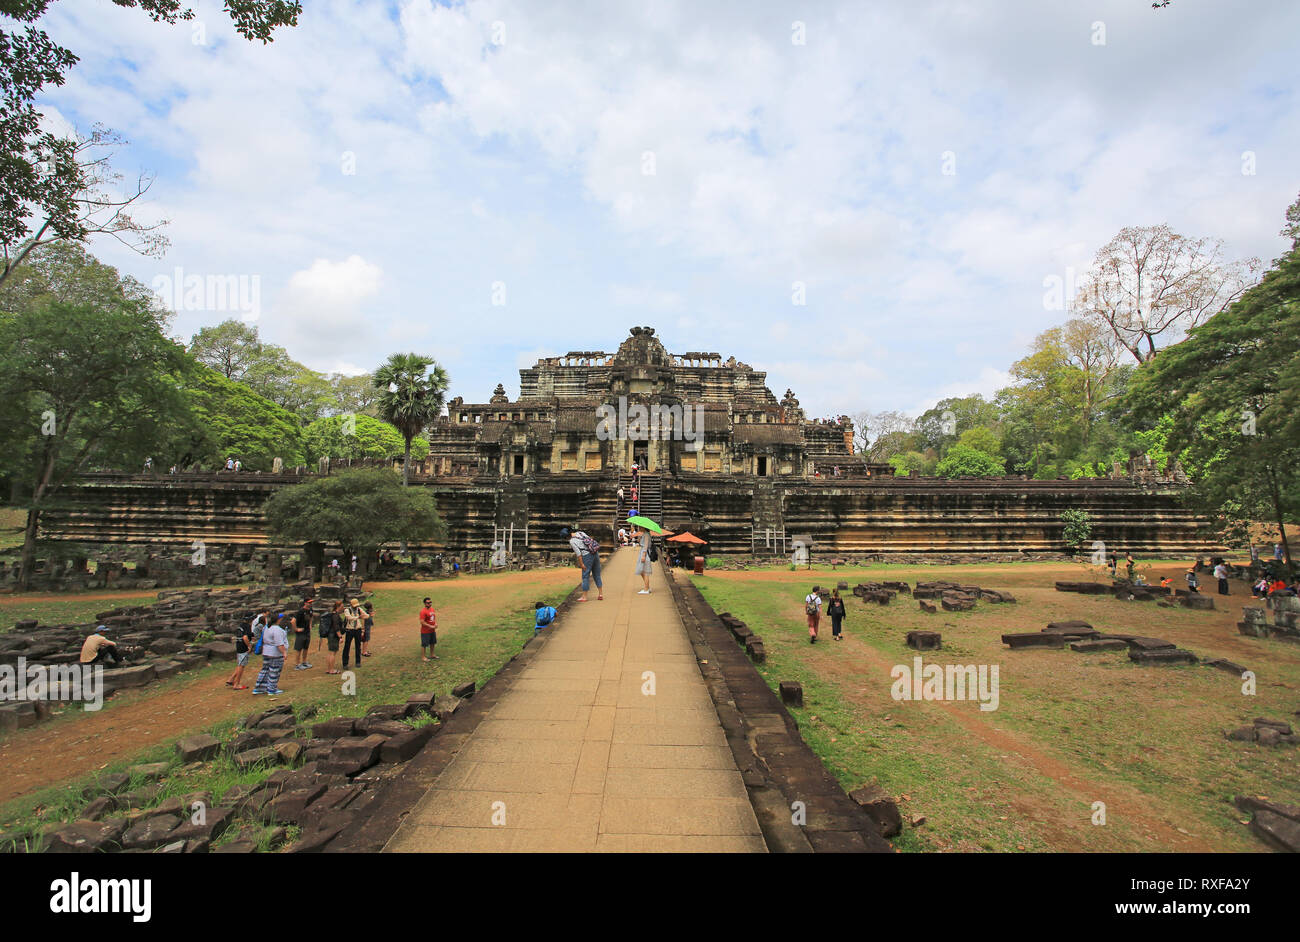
[[80, 627, 122, 666]]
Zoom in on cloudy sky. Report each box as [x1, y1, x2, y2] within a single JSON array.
[[36, 0, 1300, 418]]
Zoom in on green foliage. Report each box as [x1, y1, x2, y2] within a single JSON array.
[[914, 395, 1000, 457], [303, 414, 428, 464], [888, 451, 935, 477], [374, 353, 449, 483], [264, 468, 445, 559], [1059, 509, 1092, 548], [934, 443, 1005, 477], [956, 425, 1001, 456], [164, 364, 305, 471]]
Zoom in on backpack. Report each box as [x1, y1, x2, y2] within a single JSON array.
[[536, 607, 555, 627], [578, 532, 600, 555], [648, 542, 658, 563], [250, 618, 265, 654], [805, 595, 819, 616]]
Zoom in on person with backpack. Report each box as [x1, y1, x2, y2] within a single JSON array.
[[320, 600, 344, 674], [341, 597, 366, 671], [634, 525, 655, 594], [805, 586, 823, 643], [225, 614, 257, 689], [362, 601, 375, 657], [534, 601, 557, 636], [291, 597, 313, 671], [561, 527, 603, 601], [827, 589, 847, 641]]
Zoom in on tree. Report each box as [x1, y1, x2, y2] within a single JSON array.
[[0, 284, 191, 589], [935, 443, 1005, 478], [852, 410, 917, 463], [188, 319, 262, 379], [303, 414, 428, 465], [1123, 197, 1300, 565], [914, 395, 1000, 456], [189, 318, 338, 422], [328, 372, 379, 417], [264, 468, 445, 578], [0, 2, 300, 284], [956, 426, 1001, 456], [1073, 224, 1258, 364], [374, 353, 448, 485], [162, 364, 306, 471], [1060, 509, 1092, 551]]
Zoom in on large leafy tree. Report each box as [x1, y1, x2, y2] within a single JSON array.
[[0, 1, 300, 285], [0, 250, 191, 588], [264, 468, 444, 577], [1123, 195, 1300, 563], [935, 443, 1005, 478], [303, 414, 428, 465], [162, 364, 306, 471], [373, 353, 448, 485], [914, 394, 1000, 457]]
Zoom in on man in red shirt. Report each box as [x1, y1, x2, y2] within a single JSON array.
[[419, 597, 439, 661]]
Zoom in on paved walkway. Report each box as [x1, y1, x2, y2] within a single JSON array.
[[384, 548, 766, 852]]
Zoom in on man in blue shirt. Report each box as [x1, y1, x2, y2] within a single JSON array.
[[534, 601, 557, 637]]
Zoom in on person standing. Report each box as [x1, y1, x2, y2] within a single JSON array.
[[226, 617, 255, 689], [616, 485, 625, 513], [1124, 553, 1135, 582], [1275, 543, 1284, 562], [561, 527, 603, 602], [292, 598, 313, 671], [634, 526, 653, 595], [318, 601, 341, 674], [827, 589, 847, 641], [1214, 561, 1231, 596], [362, 601, 374, 657], [1108, 554, 1118, 577], [1185, 567, 1200, 594], [805, 586, 823, 643], [252, 615, 289, 697], [341, 597, 366, 670], [419, 596, 439, 661]]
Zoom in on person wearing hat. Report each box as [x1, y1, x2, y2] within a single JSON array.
[[561, 527, 603, 601], [79, 626, 122, 665], [1185, 567, 1200, 593], [341, 597, 367, 670]]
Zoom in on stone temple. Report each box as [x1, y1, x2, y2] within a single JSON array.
[[41, 326, 1214, 560]]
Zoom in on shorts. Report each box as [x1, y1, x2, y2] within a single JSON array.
[[327, 634, 340, 652], [236, 652, 250, 667], [363, 625, 372, 642], [421, 631, 437, 647], [293, 633, 311, 651]]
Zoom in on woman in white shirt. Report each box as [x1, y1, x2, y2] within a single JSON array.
[[634, 526, 653, 594]]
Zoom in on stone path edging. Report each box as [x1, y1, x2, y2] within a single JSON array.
[[665, 566, 893, 853]]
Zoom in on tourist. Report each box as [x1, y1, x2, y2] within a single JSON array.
[[79, 627, 121, 666], [1159, 576, 1172, 589], [561, 527, 603, 601], [225, 457, 235, 472], [1275, 543, 1284, 561], [234, 458, 242, 472], [1253, 576, 1270, 599], [631, 483, 639, 508], [617, 485, 625, 511], [1185, 568, 1200, 593], [362, 601, 374, 657], [534, 601, 557, 637], [226, 618, 255, 689], [317, 600, 338, 673], [1108, 554, 1118, 577], [634, 525, 653, 594], [341, 597, 366, 670], [617, 526, 629, 546], [419, 596, 439, 660], [1213, 561, 1231, 596], [252, 615, 289, 697], [1124, 553, 1135, 582], [827, 589, 847, 641], [805, 586, 823, 643], [292, 597, 314, 671]]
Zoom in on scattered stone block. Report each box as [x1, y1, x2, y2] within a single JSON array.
[[318, 735, 385, 776], [906, 630, 942, 651], [175, 733, 222, 763], [746, 639, 766, 663], [1002, 632, 1063, 649], [451, 681, 476, 699], [273, 740, 305, 765], [121, 814, 182, 850], [1128, 648, 1197, 665], [312, 717, 357, 739], [848, 783, 902, 838], [1069, 639, 1129, 653], [1126, 637, 1175, 651], [433, 695, 461, 722], [1180, 595, 1215, 611], [43, 819, 127, 853], [1250, 809, 1300, 853], [918, 601, 936, 614], [1203, 658, 1249, 676], [233, 746, 283, 770], [778, 681, 803, 707], [380, 725, 436, 763]]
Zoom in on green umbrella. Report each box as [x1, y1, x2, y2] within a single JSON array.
[[626, 515, 667, 534]]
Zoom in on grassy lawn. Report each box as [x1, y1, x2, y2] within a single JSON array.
[[0, 569, 574, 846], [692, 560, 1300, 852], [0, 588, 214, 632]]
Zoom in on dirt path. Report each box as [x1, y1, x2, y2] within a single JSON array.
[[0, 573, 575, 807]]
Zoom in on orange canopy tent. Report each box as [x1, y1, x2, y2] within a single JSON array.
[[666, 531, 707, 544]]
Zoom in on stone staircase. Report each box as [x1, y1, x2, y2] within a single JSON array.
[[619, 473, 664, 527]]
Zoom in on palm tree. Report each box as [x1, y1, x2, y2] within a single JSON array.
[[373, 353, 448, 485]]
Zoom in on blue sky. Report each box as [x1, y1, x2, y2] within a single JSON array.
[[34, 0, 1300, 419]]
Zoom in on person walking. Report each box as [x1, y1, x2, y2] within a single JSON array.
[[419, 596, 439, 661], [562, 527, 603, 601], [252, 615, 289, 697], [805, 586, 823, 643], [362, 601, 374, 657], [634, 525, 654, 594], [827, 589, 847, 641], [616, 485, 625, 512], [291, 597, 313, 671], [340, 597, 366, 670], [1214, 561, 1231, 596]]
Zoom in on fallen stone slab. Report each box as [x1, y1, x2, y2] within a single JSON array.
[[1126, 637, 1176, 651], [201, 641, 237, 658], [1225, 725, 1257, 742], [364, 703, 408, 722], [432, 695, 461, 722], [1002, 632, 1063, 649], [312, 717, 357, 739], [168, 806, 235, 845], [261, 784, 328, 825], [128, 762, 170, 782], [122, 813, 182, 850], [451, 681, 476, 699], [848, 784, 902, 839], [1069, 639, 1129, 653], [779, 681, 803, 707], [1254, 717, 1293, 733], [1180, 595, 1215, 611], [43, 819, 127, 853], [1046, 621, 1094, 633], [318, 735, 385, 776], [906, 630, 942, 651], [105, 664, 155, 688], [918, 601, 936, 613], [176, 733, 222, 763], [404, 693, 436, 716], [233, 746, 284, 770], [379, 724, 436, 763], [1203, 658, 1249, 676], [1250, 809, 1300, 852], [213, 840, 257, 854], [1128, 648, 1198, 665], [1234, 795, 1300, 823], [746, 639, 766, 663]]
